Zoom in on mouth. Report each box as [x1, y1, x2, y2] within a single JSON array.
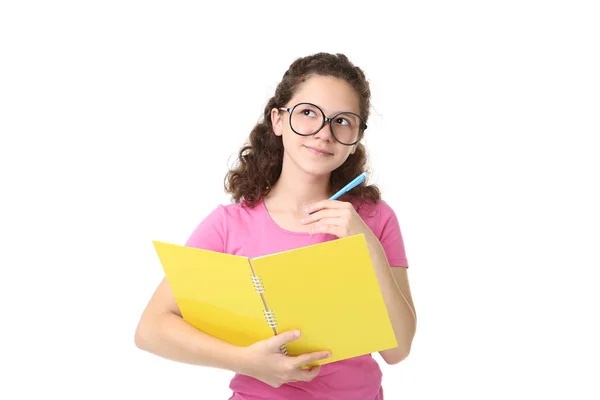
[[304, 146, 334, 156]]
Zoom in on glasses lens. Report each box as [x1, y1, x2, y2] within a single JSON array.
[[290, 103, 324, 135], [330, 112, 362, 145], [289, 103, 364, 145]]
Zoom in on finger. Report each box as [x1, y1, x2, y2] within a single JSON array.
[[301, 210, 341, 225], [309, 217, 344, 234], [312, 225, 344, 237], [295, 365, 322, 382], [305, 200, 349, 214], [310, 219, 347, 236], [267, 330, 301, 351], [291, 350, 331, 369]]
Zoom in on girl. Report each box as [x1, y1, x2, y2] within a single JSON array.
[[135, 52, 417, 400]]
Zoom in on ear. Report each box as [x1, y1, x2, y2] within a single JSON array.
[[271, 108, 283, 137]]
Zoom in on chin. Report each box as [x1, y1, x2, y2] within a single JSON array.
[[300, 159, 345, 177], [301, 165, 333, 177]]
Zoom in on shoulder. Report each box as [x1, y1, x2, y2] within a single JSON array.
[[220, 201, 260, 219], [185, 202, 258, 251], [347, 195, 409, 267], [196, 201, 259, 220], [346, 195, 399, 233]]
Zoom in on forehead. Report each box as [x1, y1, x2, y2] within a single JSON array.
[[289, 75, 361, 115]]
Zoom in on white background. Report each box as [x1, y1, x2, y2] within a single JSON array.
[[1, 1, 599, 399]]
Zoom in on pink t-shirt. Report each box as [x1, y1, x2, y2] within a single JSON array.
[[185, 196, 409, 400]]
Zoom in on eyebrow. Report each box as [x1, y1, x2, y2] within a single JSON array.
[[295, 101, 360, 115]]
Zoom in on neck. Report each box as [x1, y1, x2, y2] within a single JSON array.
[[265, 161, 331, 213]]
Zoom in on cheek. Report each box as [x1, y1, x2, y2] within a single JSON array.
[[337, 147, 354, 160], [282, 129, 304, 148]]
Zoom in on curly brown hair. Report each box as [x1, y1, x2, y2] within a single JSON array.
[[224, 52, 381, 208]]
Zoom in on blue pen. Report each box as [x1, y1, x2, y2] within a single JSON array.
[[329, 172, 367, 200], [307, 172, 367, 216]]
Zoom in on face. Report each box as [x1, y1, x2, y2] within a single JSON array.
[[271, 75, 362, 177]]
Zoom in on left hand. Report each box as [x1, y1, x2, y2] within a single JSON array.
[[301, 200, 371, 238]]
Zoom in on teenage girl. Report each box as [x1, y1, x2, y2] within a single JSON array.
[[135, 52, 417, 400]]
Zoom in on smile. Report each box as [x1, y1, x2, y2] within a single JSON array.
[[304, 146, 334, 156]]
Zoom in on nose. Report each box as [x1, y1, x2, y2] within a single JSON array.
[[313, 119, 334, 142]]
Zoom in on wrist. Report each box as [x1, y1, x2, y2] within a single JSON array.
[[194, 338, 252, 375], [224, 344, 254, 376]]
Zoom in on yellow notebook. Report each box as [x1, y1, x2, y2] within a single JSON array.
[[152, 234, 397, 366]]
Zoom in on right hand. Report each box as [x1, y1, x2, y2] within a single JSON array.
[[238, 330, 332, 388]]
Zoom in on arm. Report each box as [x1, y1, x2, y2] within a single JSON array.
[[134, 277, 244, 370], [303, 200, 417, 365], [136, 206, 333, 387], [362, 232, 416, 364], [135, 277, 332, 387], [134, 205, 249, 369]]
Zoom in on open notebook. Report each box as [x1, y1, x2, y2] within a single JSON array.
[[152, 234, 397, 367]]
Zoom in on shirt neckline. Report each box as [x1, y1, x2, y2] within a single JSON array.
[[259, 199, 325, 237]]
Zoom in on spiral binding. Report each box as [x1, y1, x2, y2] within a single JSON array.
[[280, 344, 289, 356], [251, 274, 288, 356], [251, 275, 265, 293], [263, 309, 278, 328]]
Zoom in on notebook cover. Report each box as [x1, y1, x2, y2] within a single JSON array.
[[152, 241, 273, 347], [250, 234, 398, 366]]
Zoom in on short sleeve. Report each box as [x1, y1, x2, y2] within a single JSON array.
[[184, 205, 227, 253], [376, 200, 409, 267]]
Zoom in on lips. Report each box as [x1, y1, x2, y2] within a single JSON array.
[[305, 146, 333, 156]]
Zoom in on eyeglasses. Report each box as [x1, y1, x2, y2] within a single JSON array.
[[278, 102, 367, 146]]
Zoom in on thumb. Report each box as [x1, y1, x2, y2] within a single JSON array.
[[267, 330, 301, 351]]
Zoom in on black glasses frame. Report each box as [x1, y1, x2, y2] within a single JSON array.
[[278, 102, 367, 146]]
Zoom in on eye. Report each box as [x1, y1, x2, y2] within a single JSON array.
[[335, 117, 350, 126], [302, 109, 317, 117]]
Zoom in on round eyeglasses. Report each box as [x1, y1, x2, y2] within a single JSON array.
[[278, 102, 367, 146]]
